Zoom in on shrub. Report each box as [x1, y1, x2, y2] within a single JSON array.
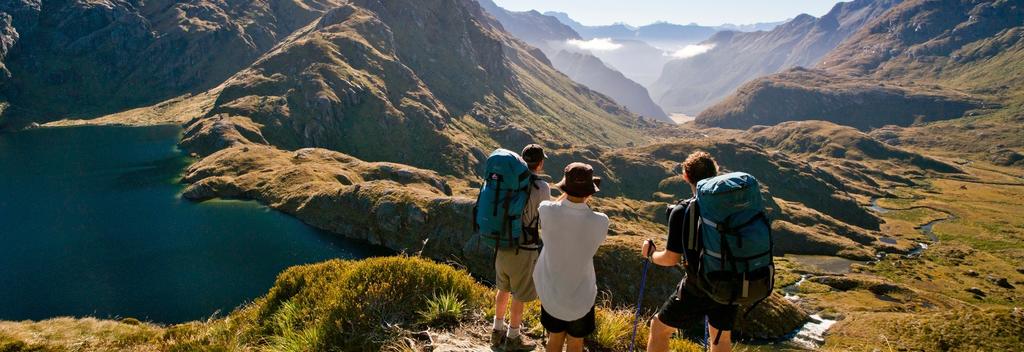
[[247, 256, 488, 351], [418, 290, 467, 327]]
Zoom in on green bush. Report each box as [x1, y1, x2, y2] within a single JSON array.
[[247, 256, 488, 351], [418, 290, 467, 327]]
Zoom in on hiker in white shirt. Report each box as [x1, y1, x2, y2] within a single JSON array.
[[533, 162, 608, 352]]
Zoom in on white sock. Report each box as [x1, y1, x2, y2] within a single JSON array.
[[493, 317, 506, 331], [506, 326, 521, 338]]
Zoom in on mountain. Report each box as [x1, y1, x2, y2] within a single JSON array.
[[176, 0, 651, 177], [717, 21, 787, 32], [547, 51, 668, 121], [650, 0, 900, 115], [699, 0, 1024, 133], [543, 11, 769, 47], [697, 67, 983, 130], [0, 0, 347, 130], [476, 0, 669, 121]]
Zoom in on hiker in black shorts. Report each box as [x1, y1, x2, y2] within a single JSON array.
[[641, 151, 736, 352]]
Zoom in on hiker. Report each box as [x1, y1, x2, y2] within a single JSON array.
[[641, 151, 774, 352], [533, 162, 608, 352], [489, 144, 551, 350]]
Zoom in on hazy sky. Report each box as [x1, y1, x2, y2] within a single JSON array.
[[491, 0, 845, 27]]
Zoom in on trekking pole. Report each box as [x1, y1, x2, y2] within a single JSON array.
[[629, 240, 655, 352], [704, 315, 710, 351]]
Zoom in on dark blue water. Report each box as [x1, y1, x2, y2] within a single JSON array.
[[0, 125, 386, 323]]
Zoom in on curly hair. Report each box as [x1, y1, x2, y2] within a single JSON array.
[[683, 151, 718, 185]]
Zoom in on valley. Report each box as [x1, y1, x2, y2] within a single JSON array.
[[1, 0, 1022, 351]]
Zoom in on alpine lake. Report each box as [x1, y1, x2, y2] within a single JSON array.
[[0, 125, 387, 323]]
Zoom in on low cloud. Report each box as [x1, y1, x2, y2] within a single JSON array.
[[566, 38, 623, 51], [668, 43, 715, 59]]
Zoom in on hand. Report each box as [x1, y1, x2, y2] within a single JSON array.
[[641, 239, 656, 259]]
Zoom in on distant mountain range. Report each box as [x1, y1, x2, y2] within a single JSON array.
[[650, 0, 900, 115], [698, 0, 1023, 132], [544, 11, 782, 46], [543, 11, 783, 86], [477, 0, 670, 121]]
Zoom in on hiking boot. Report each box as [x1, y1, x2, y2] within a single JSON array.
[[490, 329, 505, 349], [503, 334, 535, 351]]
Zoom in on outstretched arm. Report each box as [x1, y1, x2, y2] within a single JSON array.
[[642, 241, 682, 267]]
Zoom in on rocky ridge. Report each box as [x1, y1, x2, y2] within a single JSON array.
[[698, 0, 1024, 132], [0, 0, 347, 130], [178, 0, 652, 176]]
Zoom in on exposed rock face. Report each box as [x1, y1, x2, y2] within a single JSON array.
[[0, 0, 344, 129], [650, 0, 900, 115], [0, 12, 16, 79], [181, 144, 808, 338], [181, 0, 649, 176], [697, 68, 984, 130], [476, 0, 670, 122]]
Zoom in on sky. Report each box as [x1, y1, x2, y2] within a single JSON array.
[[491, 0, 845, 27]]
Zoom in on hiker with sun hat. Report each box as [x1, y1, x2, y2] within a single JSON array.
[[532, 162, 608, 352]]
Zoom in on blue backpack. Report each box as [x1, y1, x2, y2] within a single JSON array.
[[473, 149, 537, 250], [693, 172, 774, 307]]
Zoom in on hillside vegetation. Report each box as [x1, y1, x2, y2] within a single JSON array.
[[698, 0, 1024, 149], [2, 0, 1023, 350], [0, 0, 346, 129]]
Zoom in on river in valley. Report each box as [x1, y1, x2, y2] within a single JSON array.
[[0, 125, 388, 323]]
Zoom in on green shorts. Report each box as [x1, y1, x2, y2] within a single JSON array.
[[495, 248, 540, 302]]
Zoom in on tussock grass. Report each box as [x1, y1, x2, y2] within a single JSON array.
[[245, 256, 488, 350], [418, 290, 467, 327]]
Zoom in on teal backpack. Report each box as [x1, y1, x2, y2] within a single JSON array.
[[692, 172, 774, 307], [472, 149, 536, 250]]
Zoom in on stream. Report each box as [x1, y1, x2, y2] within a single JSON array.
[[771, 196, 957, 350]]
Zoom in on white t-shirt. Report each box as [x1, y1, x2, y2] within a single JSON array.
[[532, 199, 609, 321]]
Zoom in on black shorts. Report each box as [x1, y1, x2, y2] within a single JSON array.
[[540, 305, 596, 338], [656, 283, 738, 331]]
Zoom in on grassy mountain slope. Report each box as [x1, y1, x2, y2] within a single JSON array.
[[0, 0, 346, 130], [699, 0, 1024, 137], [477, 0, 670, 122], [178, 0, 651, 176], [650, 0, 899, 115], [697, 67, 984, 130]]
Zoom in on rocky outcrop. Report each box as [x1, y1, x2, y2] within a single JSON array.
[[748, 120, 963, 174], [0, 12, 16, 79], [696, 68, 984, 130]]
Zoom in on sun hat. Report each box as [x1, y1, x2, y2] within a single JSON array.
[[555, 162, 601, 197]]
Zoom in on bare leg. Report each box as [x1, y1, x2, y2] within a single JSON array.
[[708, 325, 731, 352], [546, 332, 566, 352], [494, 290, 510, 325], [509, 298, 525, 329], [565, 336, 584, 352], [646, 315, 675, 352]]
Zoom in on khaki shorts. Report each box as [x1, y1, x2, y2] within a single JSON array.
[[495, 248, 540, 302]]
